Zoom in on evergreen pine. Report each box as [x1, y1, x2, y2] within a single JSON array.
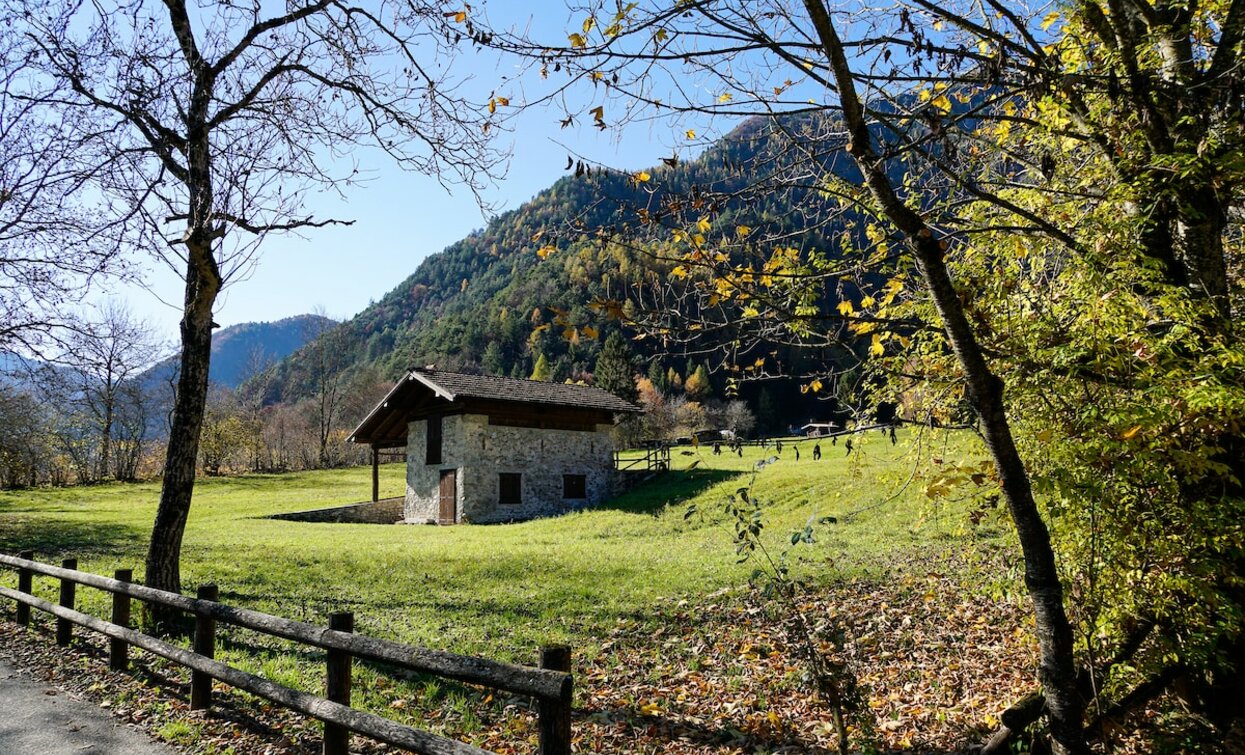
[[594, 332, 639, 402], [647, 360, 668, 393], [482, 341, 506, 376]]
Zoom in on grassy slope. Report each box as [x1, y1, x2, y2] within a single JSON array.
[[0, 428, 1012, 746], [0, 428, 997, 658]]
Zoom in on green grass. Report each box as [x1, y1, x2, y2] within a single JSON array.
[[0, 428, 1002, 713], [0, 429, 997, 654]]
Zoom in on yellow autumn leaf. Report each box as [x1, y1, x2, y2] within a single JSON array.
[[685, 129, 696, 139], [931, 94, 952, 113], [696, 217, 711, 233], [837, 300, 854, 316], [582, 325, 599, 340], [582, 17, 595, 33], [568, 33, 586, 48], [870, 334, 884, 357], [718, 92, 733, 103], [1041, 11, 1060, 30], [860, 295, 876, 308], [635, 170, 651, 182], [736, 224, 751, 238], [536, 245, 556, 259], [1121, 425, 1143, 440], [671, 265, 688, 279]]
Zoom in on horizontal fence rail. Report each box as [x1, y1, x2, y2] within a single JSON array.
[[0, 553, 572, 755]]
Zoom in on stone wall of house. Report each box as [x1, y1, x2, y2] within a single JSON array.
[[404, 413, 616, 524]]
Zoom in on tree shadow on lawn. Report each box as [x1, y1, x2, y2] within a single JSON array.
[[0, 517, 146, 560], [602, 468, 742, 517]]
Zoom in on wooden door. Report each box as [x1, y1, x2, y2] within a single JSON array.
[[438, 469, 456, 525]]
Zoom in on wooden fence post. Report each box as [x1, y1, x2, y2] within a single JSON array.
[[190, 584, 218, 711], [538, 645, 572, 755], [323, 611, 354, 755], [56, 558, 77, 646], [15, 550, 33, 626], [371, 446, 380, 502], [110, 568, 133, 671]]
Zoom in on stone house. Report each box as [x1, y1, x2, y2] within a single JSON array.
[[347, 368, 642, 524]]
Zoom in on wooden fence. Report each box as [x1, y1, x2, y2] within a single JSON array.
[[0, 552, 573, 755]]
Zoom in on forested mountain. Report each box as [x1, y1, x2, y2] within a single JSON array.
[[263, 116, 868, 429], [145, 314, 334, 390]]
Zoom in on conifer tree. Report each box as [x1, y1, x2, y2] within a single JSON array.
[[594, 332, 639, 402]]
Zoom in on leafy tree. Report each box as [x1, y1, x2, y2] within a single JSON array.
[[486, 0, 1245, 749], [593, 331, 639, 402], [2, 0, 500, 606], [666, 367, 683, 394], [684, 364, 712, 401], [529, 352, 553, 381]]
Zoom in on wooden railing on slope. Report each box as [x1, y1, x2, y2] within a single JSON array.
[[0, 552, 573, 755], [613, 443, 670, 473]]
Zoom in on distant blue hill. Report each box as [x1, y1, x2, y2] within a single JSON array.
[[143, 313, 335, 390]]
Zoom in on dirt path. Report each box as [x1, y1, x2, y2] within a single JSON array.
[[0, 658, 174, 754]]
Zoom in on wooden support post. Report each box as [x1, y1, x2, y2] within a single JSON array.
[[371, 446, 379, 502], [15, 550, 33, 626], [110, 568, 133, 671], [538, 645, 572, 755], [56, 558, 77, 646], [324, 611, 354, 755], [190, 584, 218, 711]]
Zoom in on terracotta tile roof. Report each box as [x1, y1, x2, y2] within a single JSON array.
[[410, 368, 642, 414]]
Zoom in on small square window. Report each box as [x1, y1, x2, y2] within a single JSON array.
[[499, 473, 522, 505], [563, 474, 587, 500]]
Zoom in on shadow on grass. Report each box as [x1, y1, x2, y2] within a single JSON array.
[[603, 468, 742, 516], [0, 518, 146, 560]]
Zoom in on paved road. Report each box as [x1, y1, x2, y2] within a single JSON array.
[[0, 660, 174, 754]]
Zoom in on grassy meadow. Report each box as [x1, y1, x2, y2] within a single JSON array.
[[0, 427, 1019, 751]]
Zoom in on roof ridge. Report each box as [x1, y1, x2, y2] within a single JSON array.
[[411, 367, 607, 391]]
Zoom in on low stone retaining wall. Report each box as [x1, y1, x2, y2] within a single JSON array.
[[267, 497, 405, 525]]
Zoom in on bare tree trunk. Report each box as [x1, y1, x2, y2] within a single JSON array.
[[907, 235, 1086, 754], [100, 395, 113, 482], [145, 235, 220, 624], [800, 2, 1087, 751], [1176, 189, 1231, 323]]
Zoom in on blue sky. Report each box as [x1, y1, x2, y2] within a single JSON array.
[[100, 2, 735, 342]]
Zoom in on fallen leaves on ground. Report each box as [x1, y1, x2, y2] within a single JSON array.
[[0, 553, 1202, 753]]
